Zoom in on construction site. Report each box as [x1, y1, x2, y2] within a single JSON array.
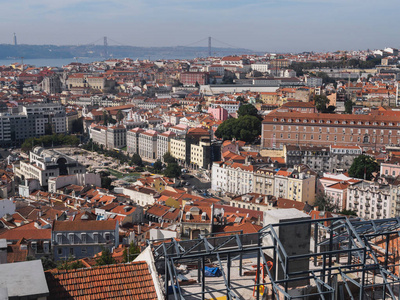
[[150, 209, 400, 300]]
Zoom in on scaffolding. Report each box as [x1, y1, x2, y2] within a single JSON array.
[[151, 217, 400, 300]]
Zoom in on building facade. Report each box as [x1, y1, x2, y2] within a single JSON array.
[[262, 111, 400, 151]]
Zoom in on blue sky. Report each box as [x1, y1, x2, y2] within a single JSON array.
[[0, 0, 398, 52]]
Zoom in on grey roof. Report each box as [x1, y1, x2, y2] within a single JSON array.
[[0, 260, 49, 298]]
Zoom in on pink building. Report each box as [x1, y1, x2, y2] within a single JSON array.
[[208, 106, 228, 121], [380, 157, 400, 178]]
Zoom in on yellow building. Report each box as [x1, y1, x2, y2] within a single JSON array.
[[170, 136, 187, 164], [287, 173, 316, 205]]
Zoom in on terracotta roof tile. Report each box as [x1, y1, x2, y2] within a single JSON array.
[[45, 261, 157, 300]]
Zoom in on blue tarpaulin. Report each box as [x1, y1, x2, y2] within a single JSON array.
[[204, 266, 222, 277]]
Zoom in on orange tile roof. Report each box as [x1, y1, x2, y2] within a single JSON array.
[[45, 261, 157, 300], [53, 220, 117, 232]]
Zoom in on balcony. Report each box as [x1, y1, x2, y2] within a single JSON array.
[[365, 210, 370, 214], [377, 211, 382, 216], [354, 201, 359, 205], [377, 198, 382, 203], [354, 194, 359, 198], [365, 202, 370, 207], [377, 204, 382, 210]]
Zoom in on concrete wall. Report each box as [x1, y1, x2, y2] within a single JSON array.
[[263, 209, 311, 288]]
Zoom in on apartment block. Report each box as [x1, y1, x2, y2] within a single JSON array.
[[347, 181, 391, 220]]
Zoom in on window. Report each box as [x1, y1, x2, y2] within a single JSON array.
[[105, 233, 110, 241], [69, 233, 74, 244], [57, 234, 62, 245], [94, 233, 99, 243], [58, 248, 62, 255], [69, 248, 74, 255]]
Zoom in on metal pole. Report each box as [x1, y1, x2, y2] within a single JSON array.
[[257, 238, 261, 300], [314, 223, 319, 266], [202, 255, 205, 300], [359, 248, 366, 300], [239, 253, 243, 276], [328, 226, 333, 283], [165, 258, 169, 297], [198, 258, 201, 283], [227, 252, 231, 298]]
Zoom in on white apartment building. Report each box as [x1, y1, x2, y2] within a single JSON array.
[[209, 101, 240, 114], [106, 124, 126, 149], [127, 127, 145, 154], [138, 130, 158, 161], [347, 181, 391, 220], [157, 131, 176, 161], [251, 63, 270, 73], [211, 161, 255, 195]]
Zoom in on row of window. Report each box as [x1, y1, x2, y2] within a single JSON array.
[[272, 118, 399, 126]]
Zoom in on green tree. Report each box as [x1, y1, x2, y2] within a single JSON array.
[[237, 104, 260, 119], [123, 242, 141, 263], [96, 248, 116, 266], [222, 71, 236, 84], [236, 95, 245, 103], [339, 209, 358, 217], [163, 152, 176, 164], [344, 99, 354, 114], [153, 160, 163, 173], [164, 162, 181, 178], [215, 115, 261, 143], [131, 153, 143, 167], [101, 176, 112, 189], [40, 256, 57, 271], [103, 110, 108, 126], [315, 192, 338, 212], [314, 95, 330, 113], [57, 256, 85, 270], [116, 110, 124, 123], [348, 155, 379, 180]]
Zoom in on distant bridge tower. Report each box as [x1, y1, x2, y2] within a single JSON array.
[[208, 36, 211, 57], [103, 36, 108, 57], [13, 33, 17, 46]]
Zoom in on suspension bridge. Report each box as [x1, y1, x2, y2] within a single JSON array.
[[81, 36, 250, 58]]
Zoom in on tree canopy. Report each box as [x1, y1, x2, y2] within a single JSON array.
[[21, 134, 80, 152], [123, 242, 141, 263], [164, 162, 181, 178], [96, 248, 116, 266], [215, 115, 261, 143], [344, 99, 354, 114], [153, 160, 163, 173], [237, 103, 260, 119], [163, 152, 176, 164], [313, 95, 330, 113], [130, 153, 143, 167], [348, 155, 379, 180]]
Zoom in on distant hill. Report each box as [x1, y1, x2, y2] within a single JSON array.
[[0, 44, 262, 60]]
